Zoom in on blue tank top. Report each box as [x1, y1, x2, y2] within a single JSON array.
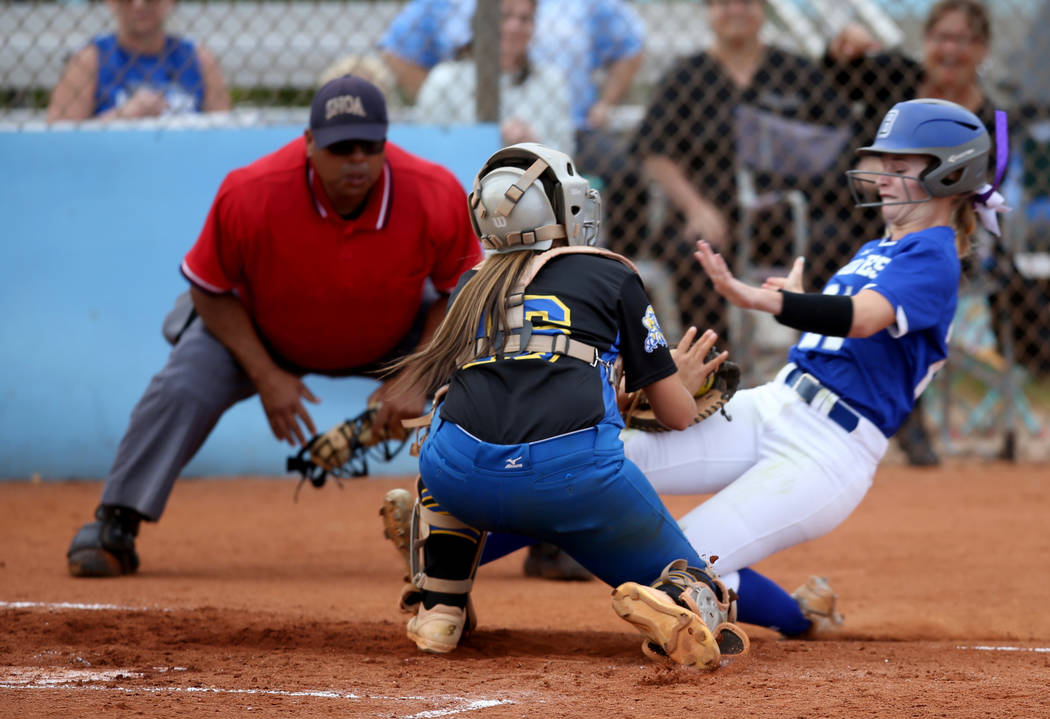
[[787, 226, 960, 437], [92, 34, 205, 116]]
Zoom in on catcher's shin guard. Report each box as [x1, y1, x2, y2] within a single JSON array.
[[67, 505, 143, 578], [399, 484, 485, 652], [385, 487, 479, 641], [791, 575, 845, 639]]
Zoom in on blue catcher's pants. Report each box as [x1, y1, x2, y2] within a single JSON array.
[[419, 416, 704, 587]]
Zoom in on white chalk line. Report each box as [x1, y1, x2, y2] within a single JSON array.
[[0, 667, 515, 717], [4, 601, 521, 715], [957, 645, 1050, 653], [1, 600, 166, 612]]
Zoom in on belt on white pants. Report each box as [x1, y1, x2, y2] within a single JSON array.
[[778, 363, 863, 434]]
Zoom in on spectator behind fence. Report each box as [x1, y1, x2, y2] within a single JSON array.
[[413, 0, 573, 154], [825, 1, 999, 152], [46, 0, 230, 122], [377, 0, 642, 136], [318, 53, 403, 109], [631, 0, 849, 344], [64, 75, 483, 579], [824, 0, 1009, 466]]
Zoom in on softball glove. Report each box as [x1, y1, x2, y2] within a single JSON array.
[[622, 351, 740, 431], [286, 408, 407, 493]]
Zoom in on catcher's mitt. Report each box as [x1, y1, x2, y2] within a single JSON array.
[[622, 352, 740, 431], [286, 408, 408, 496]]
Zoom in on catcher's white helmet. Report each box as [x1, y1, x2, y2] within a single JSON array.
[[468, 143, 601, 253]]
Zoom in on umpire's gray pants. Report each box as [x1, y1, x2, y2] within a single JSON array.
[[100, 317, 256, 520]]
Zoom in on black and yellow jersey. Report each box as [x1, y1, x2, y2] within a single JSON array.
[[440, 253, 677, 444]]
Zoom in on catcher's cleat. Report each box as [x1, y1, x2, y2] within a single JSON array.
[[713, 622, 750, 656], [407, 603, 468, 654], [522, 543, 593, 582], [380, 488, 413, 577], [791, 575, 845, 639], [66, 505, 143, 578], [399, 584, 478, 637], [611, 583, 722, 669]]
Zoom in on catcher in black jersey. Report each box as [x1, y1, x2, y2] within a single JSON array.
[[382, 143, 748, 668]]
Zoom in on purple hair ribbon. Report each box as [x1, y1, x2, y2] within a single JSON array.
[[973, 110, 1011, 236]]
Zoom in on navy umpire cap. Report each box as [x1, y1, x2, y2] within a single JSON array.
[[309, 75, 388, 148]]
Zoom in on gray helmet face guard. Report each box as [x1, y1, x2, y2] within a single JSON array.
[[845, 168, 934, 208], [468, 143, 602, 254]]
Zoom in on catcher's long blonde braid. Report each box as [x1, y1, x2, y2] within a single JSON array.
[[385, 250, 536, 398]]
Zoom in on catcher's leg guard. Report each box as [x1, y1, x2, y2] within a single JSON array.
[[790, 575, 845, 639], [400, 485, 485, 653], [67, 505, 143, 578]]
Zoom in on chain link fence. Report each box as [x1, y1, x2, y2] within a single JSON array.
[[3, 0, 1048, 458]]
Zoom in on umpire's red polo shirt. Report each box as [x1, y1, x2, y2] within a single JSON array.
[[182, 137, 482, 372]]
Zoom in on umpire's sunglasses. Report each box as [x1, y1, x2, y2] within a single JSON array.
[[326, 139, 386, 156]]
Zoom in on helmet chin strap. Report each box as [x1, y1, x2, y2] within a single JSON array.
[[480, 223, 567, 253]]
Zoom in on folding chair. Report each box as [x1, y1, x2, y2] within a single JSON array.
[[929, 288, 1044, 459], [929, 118, 1050, 459], [729, 104, 851, 384]]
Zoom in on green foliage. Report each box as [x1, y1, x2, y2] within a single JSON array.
[[230, 86, 315, 108]]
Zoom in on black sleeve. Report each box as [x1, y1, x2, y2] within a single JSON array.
[[632, 57, 697, 158], [822, 51, 922, 145], [616, 272, 678, 393], [800, 56, 852, 129]]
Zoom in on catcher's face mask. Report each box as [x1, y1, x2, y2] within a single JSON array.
[[468, 142, 601, 254]]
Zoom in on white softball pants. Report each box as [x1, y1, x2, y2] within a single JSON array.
[[621, 365, 889, 580]]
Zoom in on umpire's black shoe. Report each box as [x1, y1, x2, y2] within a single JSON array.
[[522, 543, 593, 582], [67, 505, 144, 577]]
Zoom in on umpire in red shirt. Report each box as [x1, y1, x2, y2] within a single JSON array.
[[66, 75, 483, 577]]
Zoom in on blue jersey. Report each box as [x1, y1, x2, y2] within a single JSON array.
[[92, 34, 205, 116], [378, 0, 644, 129], [787, 225, 960, 437]]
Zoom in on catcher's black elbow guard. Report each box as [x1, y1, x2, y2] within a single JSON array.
[[775, 291, 853, 337]]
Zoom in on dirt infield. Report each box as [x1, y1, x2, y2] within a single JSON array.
[[2, 462, 1049, 718]]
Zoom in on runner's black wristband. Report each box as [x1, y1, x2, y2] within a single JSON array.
[[775, 291, 853, 337]]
